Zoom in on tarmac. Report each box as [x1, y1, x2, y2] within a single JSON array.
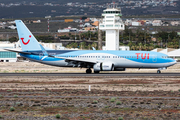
[[0, 73, 180, 76]]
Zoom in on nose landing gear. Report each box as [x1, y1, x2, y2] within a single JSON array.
[[157, 67, 166, 74], [157, 70, 161, 74]]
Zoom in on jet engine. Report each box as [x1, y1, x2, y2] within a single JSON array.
[[93, 62, 114, 71]]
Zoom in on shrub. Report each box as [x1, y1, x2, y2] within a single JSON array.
[[10, 107, 15, 112], [105, 106, 109, 108], [16, 102, 21, 105], [0, 95, 3, 98], [7, 89, 12, 92], [116, 101, 122, 105], [93, 100, 98, 104], [179, 89, 180, 92], [14, 95, 18, 98], [110, 98, 116, 102], [118, 117, 123, 120], [0, 115, 2, 119], [56, 114, 61, 119]]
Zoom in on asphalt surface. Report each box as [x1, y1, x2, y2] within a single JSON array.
[[0, 73, 180, 76], [1, 95, 180, 99]]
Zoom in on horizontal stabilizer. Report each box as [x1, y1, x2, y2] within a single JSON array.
[[39, 44, 48, 56], [4, 49, 31, 54]]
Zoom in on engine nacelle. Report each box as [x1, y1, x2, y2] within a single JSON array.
[[114, 68, 126, 71], [93, 62, 114, 71]]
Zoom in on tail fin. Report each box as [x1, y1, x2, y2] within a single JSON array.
[[15, 20, 41, 51]]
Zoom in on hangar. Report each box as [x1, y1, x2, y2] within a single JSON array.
[[152, 48, 180, 60]]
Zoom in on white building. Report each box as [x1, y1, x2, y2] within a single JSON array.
[[40, 42, 63, 50], [8, 25, 16, 29], [119, 46, 130, 51], [125, 19, 132, 26], [58, 27, 78, 33], [99, 7, 125, 50], [152, 20, 162, 26], [145, 20, 152, 26], [132, 22, 141, 26], [152, 48, 180, 60], [103, 46, 129, 51], [0, 41, 18, 62], [171, 21, 180, 26]]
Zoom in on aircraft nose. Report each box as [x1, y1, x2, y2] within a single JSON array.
[[175, 59, 178, 62], [171, 59, 177, 65]]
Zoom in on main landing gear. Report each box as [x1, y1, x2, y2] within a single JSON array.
[[157, 70, 161, 74], [157, 67, 166, 74], [86, 69, 92, 74], [86, 69, 100, 74]]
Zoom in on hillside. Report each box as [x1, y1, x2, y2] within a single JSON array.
[[0, 0, 107, 4], [0, 0, 179, 18]]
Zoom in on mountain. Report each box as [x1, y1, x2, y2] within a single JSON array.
[[0, 0, 106, 4], [0, 0, 179, 18]]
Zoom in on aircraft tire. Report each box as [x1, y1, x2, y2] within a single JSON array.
[[86, 69, 92, 74], [157, 70, 161, 74]]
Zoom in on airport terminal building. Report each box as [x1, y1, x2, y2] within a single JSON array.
[[0, 41, 18, 62], [0, 50, 17, 62]]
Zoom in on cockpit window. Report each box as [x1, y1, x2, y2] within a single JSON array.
[[162, 56, 171, 59]]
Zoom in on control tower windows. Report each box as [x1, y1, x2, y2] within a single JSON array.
[[106, 16, 114, 18]]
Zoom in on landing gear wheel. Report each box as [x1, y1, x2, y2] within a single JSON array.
[[86, 69, 92, 74], [157, 70, 161, 74], [94, 71, 100, 74]]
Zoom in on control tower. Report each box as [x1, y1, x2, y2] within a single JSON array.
[[99, 7, 124, 50]]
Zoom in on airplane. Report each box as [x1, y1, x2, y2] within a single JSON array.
[[5, 20, 177, 74]]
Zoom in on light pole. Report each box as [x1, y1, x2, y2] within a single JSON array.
[[144, 27, 146, 45], [75, 31, 77, 42], [177, 33, 180, 49], [167, 34, 170, 48], [179, 37, 180, 49], [89, 31, 91, 40]]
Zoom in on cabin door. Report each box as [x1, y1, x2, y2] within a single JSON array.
[[39, 53, 43, 60], [152, 55, 157, 62]]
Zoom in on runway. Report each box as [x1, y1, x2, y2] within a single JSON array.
[[0, 73, 180, 76], [2, 95, 180, 99]]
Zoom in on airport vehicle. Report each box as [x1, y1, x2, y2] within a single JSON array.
[[5, 20, 177, 74]]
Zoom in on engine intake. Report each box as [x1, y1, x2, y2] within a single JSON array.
[[93, 62, 114, 71]]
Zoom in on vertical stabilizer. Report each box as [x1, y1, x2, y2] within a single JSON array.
[[15, 20, 41, 51]]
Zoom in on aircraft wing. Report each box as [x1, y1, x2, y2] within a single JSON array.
[[4, 49, 31, 54], [54, 56, 97, 64]]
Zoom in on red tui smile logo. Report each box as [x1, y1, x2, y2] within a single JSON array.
[[21, 35, 31, 45]]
